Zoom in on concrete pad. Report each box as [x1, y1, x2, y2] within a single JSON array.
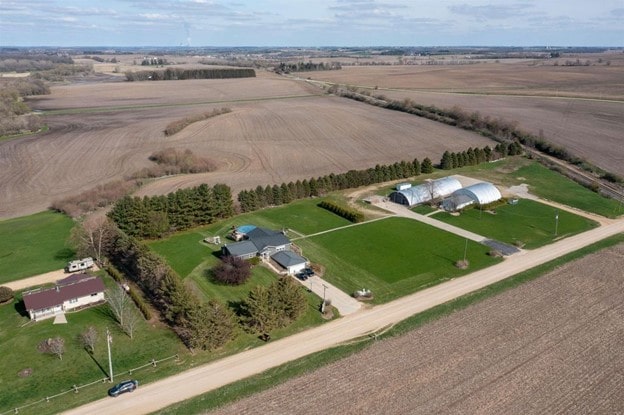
[[53, 313, 67, 324]]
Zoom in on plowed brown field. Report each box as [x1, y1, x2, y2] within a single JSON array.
[[212, 243, 624, 415], [0, 73, 493, 219], [304, 62, 624, 176]]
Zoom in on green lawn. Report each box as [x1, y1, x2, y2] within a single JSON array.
[[0, 269, 328, 414], [0, 211, 76, 284], [433, 199, 598, 249], [148, 198, 352, 278], [298, 217, 501, 303], [0, 278, 184, 414], [511, 163, 623, 218]]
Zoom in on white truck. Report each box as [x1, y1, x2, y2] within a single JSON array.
[[65, 257, 95, 273]]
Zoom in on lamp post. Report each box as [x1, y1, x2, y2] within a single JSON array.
[[555, 210, 559, 237]]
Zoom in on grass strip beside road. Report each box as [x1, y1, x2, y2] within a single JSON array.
[[152, 233, 624, 415]]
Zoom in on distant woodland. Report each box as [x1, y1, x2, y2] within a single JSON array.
[[125, 68, 256, 81]]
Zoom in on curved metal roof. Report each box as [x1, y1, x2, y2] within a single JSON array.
[[389, 176, 462, 206], [452, 182, 502, 205]]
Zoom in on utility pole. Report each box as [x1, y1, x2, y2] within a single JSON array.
[[321, 284, 328, 313], [555, 210, 559, 236], [463, 238, 468, 262], [106, 328, 113, 383]]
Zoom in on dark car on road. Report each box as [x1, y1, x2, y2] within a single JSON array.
[[108, 380, 138, 397]]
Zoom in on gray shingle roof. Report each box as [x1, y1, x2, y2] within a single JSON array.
[[271, 251, 307, 268], [224, 240, 258, 257]]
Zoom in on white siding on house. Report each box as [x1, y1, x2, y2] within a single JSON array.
[[63, 292, 105, 311]]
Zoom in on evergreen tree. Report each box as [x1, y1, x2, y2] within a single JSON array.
[[440, 151, 453, 170], [412, 158, 421, 176], [183, 300, 236, 350], [421, 157, 434, 174]]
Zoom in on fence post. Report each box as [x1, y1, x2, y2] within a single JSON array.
[[151, 359, 156, 367], [73, 385, 78, 394]]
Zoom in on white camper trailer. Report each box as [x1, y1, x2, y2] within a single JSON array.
[[65, 257, 95, 273]]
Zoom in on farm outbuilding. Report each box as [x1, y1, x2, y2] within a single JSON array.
[[389, 177, 462, 207], [442, 182, 502, 211]]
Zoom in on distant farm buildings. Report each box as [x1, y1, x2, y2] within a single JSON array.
[[389, 176, 502, 212]]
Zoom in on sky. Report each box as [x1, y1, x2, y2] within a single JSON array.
[[1, 0, 623, 47]]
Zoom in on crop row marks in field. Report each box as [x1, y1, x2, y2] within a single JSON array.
[[41, 94, 319, 116]]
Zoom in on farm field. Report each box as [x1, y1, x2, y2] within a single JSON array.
[[210, 242, 624, 415], [0, 73, 493, 220], [305, 61, 624, 176], [298, 217, 500, 303], [0, 211, 75, 284], [433, 199, 598, 249]]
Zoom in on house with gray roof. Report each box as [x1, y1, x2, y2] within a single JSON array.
[[222, 227, 291, 260]]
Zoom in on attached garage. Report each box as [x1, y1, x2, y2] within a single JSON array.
[[271, 251, 308, 275]]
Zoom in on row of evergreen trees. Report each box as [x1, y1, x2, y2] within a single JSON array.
[[108, 184, 233, 238], [237, 157, 434, 213], [125, 68, 256, 81]]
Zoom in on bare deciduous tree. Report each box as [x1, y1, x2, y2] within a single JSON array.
[[121, 308, 141, 339], [38, 337, 65, 360], [107, 285, 130, 327], [80, 326, 98, 353], [70, 216, 116, 266]]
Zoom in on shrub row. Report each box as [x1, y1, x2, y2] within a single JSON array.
[[164, 108, 231, 137], [105, 264, 152, 320], [318, 200, 364, 223]]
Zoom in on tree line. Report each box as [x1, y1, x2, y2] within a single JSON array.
[[275, 61, 342, 73], [108, 183, 234, 238], [332, 86, 618, 181], [237, 158, 431, 213], [125, 68, 256, 81], [0, 78, 48, 136], [438, 144, 519, 169]]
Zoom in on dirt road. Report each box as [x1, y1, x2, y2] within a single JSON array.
[[61, 219, 624, 415], [5, 266, 100, 292]]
